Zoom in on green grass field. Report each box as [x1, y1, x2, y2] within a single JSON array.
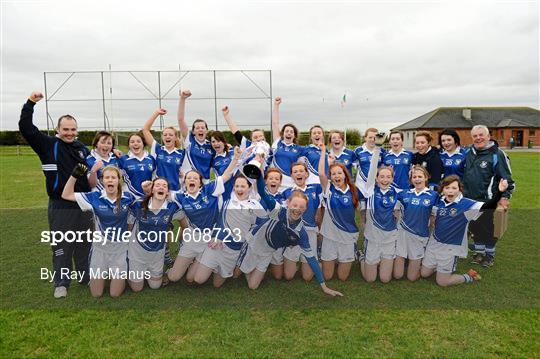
[[1, 148, 539, 357]]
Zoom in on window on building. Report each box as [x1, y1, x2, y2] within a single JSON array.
[[530, 130, 536, 136]]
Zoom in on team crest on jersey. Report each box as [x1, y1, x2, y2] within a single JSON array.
[[176, 158, 181, 164], [343, 197, 349, 204], [455, 159, 462, 165], [163, 215, 170, 222], [344, 159, 349, 164], [311, 192, 316, 199], [423, 198, 431, 206], [412, 198, 420, 205], [421, 161, 427, 168], [480, 161, 488, 168], [403, 158, 409, 164], [449, 208, 458, 216], [202, 196, 209, 203]]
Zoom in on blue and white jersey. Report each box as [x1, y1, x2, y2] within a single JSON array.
[[354, 144, 385, 186], [250, 204, 314, 258], [215, 192, 264, 250], [397, 188, 438, 238], [282, 184, 322, 230], [331, 147, 357, 176], [118, 152, 155, 198], [363, 186, 400, 242], [74, 190, 136, 252], [150, 140, 186, 191], [271, 139, 304, 176], [383, 149, 413, 190], [129, 199, 183, 252], [212, 149, 235, 200], [86, 150, 119, 191], [182, 132, 215, 180], [432, 194, 483, 257], [301, 144, 324, 179], [172, 176, 225, 230], [320, 183, 362, 243], [440, 147, 466, 180]]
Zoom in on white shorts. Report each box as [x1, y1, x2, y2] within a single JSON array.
[[199, 244, 240, 279], [320, 236, 355, 263], [284, 229, 318, 263], [240, 245, 274, 274], [89, 245, 128, 280], [422, 244, 459, 274], [128, 242, 165, 282], [270, 248, 285, 265], [363, 237, 396, 265], [177, 238, 208, 261], [395, 229, 428, 260]]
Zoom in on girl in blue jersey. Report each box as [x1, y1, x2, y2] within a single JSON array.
[[438, 129, 466, 179], [421, 175, 508, 286], [118, 133, 155, 198], [239, 164, 343, 296], [166, 148, 241, 284], [328, 130, 357, 176], [271, 96, 305, 189], [357, 147, 400, 283], [318, 144, 362, 281], [281, 162, 323, 281], [210, 131, 235, 200], [193, 175, 264, 287], [142, 108, 186, 191], [394, 166, 438, 282], [128, 177, 185, 292], [62, 165, 136, 298], [86, 131, 120, 191], [177, 90, 215, 181], [302, 125, 325, 185], [383, 131, 413, 190], [354, 128, 384, 193]]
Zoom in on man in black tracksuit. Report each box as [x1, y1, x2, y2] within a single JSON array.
[[19, 91, 94, 298], [463, 125, 515, 267]]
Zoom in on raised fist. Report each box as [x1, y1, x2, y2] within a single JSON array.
[[29, 92, 44, 103], [156, 108, 167, 115], [180, 90, 192, 99], [72, 163, 88, 178], [222, 106, 229, 116], [274, 97, 282, 106]]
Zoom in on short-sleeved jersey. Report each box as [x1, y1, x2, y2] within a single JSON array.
[[282, 184, 322, 229], [129, 199, 183, 251], [354, 144, 385, 184], [172, 176, 225, 230], [271, 139, 304, 176], [320, 183, 362, 243], [364, 186, 400, 242], [117, 152, 155, 198], [397, 188, 438, 238], [249, 204, 315, 260], [150, 140, 186, 191], [432, 194, 483, 257], [215, 193, 265, 250], [86, 150, 120, 191], [331, 147, 357, 176], [301, 144, 324, 177], [74, 190, 136, 251], [182, 132, 215, 180], [440, 147, 466, 179], [383, 149, 413, 190]]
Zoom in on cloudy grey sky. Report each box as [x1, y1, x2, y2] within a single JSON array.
[[1, 0, 538, 133]]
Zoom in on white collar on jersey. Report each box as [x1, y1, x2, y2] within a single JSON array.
[[148, 198, 170, 211], [378, 186, 392, 195], [230, 191, 253, 204], [307, 143, 321, 150], [280, 138, 295, 147], [191, 133, 210, 146], [214, 151, 229, 158], [441, 146, 462, 156], [330, 146, 346, 157], [292, 184, 308, 192], [387, 148, 406, 157], [158, 142, 181, 155], [127, 150, 149, 160], [332, 183, 350, 194], [441, 193, 464, 206], [411, 187, 430, 196], [361, 143, 376, 154], [99, 190, 128, 203], [90, 149, 115, 162]]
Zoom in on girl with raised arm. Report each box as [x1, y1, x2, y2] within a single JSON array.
[[142, 108, 185, 191], [210, 130, 235, 200], [62, 165, 136, 298], [86, 131, 119, 191], [318, 143, 363, 281], [238, 160, 343, 296], [117, 133, 155, 198], [302, 125, 326, 185], [270, 97, 305, 189], [177, 90, 215, 181], [420, 176, 508, 286], [166, 148, 241, 283]]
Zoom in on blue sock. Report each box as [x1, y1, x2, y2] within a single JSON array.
[[474, 244, 486, 255], [485, 246, 496, 259]]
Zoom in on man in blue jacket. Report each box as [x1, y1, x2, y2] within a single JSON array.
[[19, 91, 95, 298], [463, 125, 515, 268]]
